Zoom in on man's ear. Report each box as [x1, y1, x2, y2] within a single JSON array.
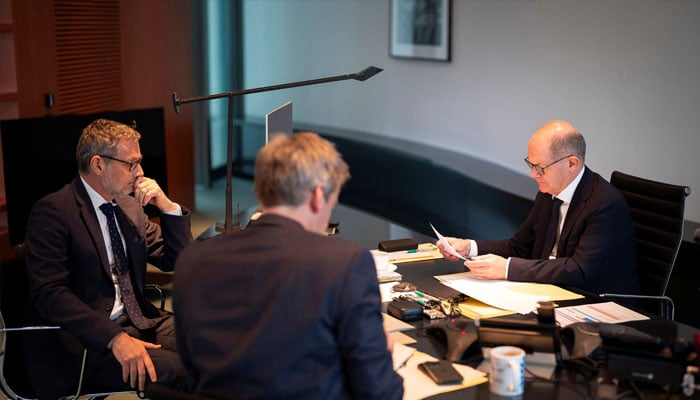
[[568, 155, 581, 170], [309, 185, 325, 213], [89, 155, 105, 174]]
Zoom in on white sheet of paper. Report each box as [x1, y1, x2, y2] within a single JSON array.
[[382, 312, 415, 333], [396, 349, 487, 400], [430, 223, 467, 261], [554, 301, 649, 327], [392, 342, 416, 370], [437, 272, 549, 314], [390, 330, 418, 345], [379, 282, 398, 303]]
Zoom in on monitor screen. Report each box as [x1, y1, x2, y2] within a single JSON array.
[[265, 101, 292, 144], [1, 108, 167, 249]]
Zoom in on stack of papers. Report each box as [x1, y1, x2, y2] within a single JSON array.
[[386, 243, 443, 264], [554, 301, 649, 327], [456, 297, 518, 319], [436, 272, 584, 315], [377, 265, 402, 283], [396, 347, 487, 400], [372, 249, 403, 282]]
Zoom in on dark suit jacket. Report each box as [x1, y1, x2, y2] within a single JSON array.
[[173, 214, 404, 400], [477, 167, 639, 295], [22, 177, 192, 398]]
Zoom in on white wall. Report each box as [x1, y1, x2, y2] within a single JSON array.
[[242, 0, 700, 223]]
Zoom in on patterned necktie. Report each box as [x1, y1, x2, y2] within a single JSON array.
[[542, 197, 563, 259], [100, 202, 153, 329]]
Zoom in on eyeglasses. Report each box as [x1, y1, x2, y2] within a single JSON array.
[[99, 154, 142, 172], [524, 154, 573, 175]]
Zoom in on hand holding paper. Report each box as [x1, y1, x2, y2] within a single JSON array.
[[464, 254, 508, 280], [430, 223, 468, 261]]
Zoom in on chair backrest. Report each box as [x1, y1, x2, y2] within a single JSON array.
[[1, 256, 145, 400], [0, 256, 38, 399], [610, 171, 690, 300]]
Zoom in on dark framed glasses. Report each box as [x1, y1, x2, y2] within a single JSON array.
[[524, 154, 573, 175], [99, 154, 142, 172]]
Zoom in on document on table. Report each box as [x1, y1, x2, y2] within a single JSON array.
[[379, 282, 399, 303], [377, 265, 403, 283], [390, 331, 417, 345], [392, 342, 416, 370], [456, 297, 518, 319], [382, 312, 415, 333], [436, 271, 583, 315], [383, 243, 443, 264], [554, 301, 649, 327], [396, 347, 487, 400], [382, 312, 418, 345]]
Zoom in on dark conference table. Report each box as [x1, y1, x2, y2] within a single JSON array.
[[392, 257, 700, 400], [195, 208, 699, 399]]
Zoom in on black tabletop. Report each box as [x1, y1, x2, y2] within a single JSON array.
[[392, 257, 700, 400]]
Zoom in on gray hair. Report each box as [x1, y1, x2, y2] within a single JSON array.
[[76, 119, 140, 172], [550, 129, 586, 163], [254, 132, 350, 207]]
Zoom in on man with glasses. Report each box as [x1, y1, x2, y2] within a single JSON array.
[[437, 120, 638, 295], [23, 119, 192, 398]]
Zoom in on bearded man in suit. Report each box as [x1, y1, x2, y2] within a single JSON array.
[[24, 119, 192, 398]]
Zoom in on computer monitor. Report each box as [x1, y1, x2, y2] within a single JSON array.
[[265, 101, 292, 143], [1, 108, 168, 250]]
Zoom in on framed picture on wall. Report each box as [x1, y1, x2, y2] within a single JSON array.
[[390, 0, 451, 62]]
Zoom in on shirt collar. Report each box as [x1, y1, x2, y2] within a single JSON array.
[[555, 167, 585, 204], [81, 176, 113, 212]]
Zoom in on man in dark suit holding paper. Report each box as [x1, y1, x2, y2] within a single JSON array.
[[173, 132, 403, 399], [437, 120, 638, 295]]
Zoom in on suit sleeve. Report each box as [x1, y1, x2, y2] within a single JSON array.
[[507, 193, 633, 287], [335, 250, 404, 400], [480, 189, 633, 288], [476, 191, 550, 259], [24, 199, 124, 349], [143, 206, 193, 272]]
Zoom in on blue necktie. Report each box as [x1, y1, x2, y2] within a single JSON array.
[[100, 202, 153, 329]]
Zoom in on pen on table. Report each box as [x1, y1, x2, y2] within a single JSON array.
[[414, 290, 440, 302], [397, 352, 413, 370], [398, 294, 425, 306], [406, 245, 437, 254]]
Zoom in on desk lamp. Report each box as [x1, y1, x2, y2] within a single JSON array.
[[172, 66, 383, 233]]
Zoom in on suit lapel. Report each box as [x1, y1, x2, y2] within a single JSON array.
[[73, 178, 113, 277], [557, 168, 593, 255]]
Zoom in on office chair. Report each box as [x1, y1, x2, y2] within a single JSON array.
[[0, 255, 163, 399], [599, 171, 691, 319]]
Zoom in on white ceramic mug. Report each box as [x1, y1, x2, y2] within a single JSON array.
[[489, 346, 525, 396]]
